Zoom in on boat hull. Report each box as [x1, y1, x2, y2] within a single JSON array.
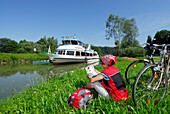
[[48, 54, 99, 64]]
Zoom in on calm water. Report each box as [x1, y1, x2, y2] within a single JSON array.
[[0, 62, 96, 99]]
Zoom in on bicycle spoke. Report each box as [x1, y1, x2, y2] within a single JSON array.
[[136, 90, 155, 103], [127, 61, 151, 84]]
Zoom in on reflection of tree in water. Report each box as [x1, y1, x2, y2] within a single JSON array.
[[19, 70, 34, 75], [0, 71, 18, 77], [0, 64, 50, 77]]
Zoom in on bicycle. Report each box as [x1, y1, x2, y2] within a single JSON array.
[[132, 44, 170, 106], [125, 43, 156, 84]]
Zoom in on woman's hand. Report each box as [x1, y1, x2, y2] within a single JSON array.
[[87, 74, 105, 83]]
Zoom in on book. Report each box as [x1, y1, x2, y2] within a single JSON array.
[[85, 65, 98, 78]]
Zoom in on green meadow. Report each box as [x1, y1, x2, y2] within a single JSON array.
[[0, 53, 48, 64], [0, 58, 169, 113]]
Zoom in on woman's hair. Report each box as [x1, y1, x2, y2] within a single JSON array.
[[109, 60, 115, 66]]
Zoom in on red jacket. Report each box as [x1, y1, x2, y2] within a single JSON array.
[[101, 66, 129, 101]]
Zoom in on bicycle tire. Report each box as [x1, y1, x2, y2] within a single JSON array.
[[133, 64, 168, 106], [125, 60, 153, 84]]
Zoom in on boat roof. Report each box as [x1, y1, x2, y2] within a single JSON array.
[[62, 38, 84, 43]]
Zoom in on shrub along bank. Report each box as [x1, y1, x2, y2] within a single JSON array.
[[0, 58, 169, 113], [0, 53, 48, 64]]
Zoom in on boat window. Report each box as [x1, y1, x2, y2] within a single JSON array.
[[72, 41, 78, 45], [67, 51, 74, 55], [58, 50, 63, 55], [63, 41, 71, 45], [80, 43, 84, 46], [63, 50, 65, 55], [90, 53, 92, 56], [86, 53, 89, 56], [81, 52, 85, 56], [76, 51, 80, 56]]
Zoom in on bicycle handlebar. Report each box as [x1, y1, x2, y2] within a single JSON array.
[[143, 43, 170, 48]]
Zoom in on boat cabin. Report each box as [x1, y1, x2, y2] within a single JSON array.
[[55, 49, 98, 57], [62, 38, 84, 46]]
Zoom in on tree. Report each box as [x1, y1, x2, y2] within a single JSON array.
[[8, 40, 19, 53], [34, 43, 43, 53], [147, 35, 152, 44], [47, 36, 58, 52], [91, 45, 101, 57], [145, 35, 153, 55], [37, 36, 58, 52], [114, 40, 120, 55], [122, 18, 139, 47], [105, 14, 139, 55], [0, 38, 18, 53], [17, 40, 34, 53], [153, 30, 170, 44], [106, 15, 125, 55]]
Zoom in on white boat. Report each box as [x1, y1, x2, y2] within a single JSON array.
[[48, 36, 99, 64]]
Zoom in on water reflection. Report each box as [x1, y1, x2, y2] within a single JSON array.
[[0, 62, 99, 99]]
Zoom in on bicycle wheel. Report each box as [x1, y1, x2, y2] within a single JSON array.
[[133, 64, 168, 106], [125, 60, 153, 84]]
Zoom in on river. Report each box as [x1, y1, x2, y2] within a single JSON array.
[[0, 62, 98, 99]]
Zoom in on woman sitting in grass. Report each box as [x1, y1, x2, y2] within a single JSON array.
[[85, 55, 129, 101]]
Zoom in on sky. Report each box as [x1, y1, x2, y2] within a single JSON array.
[[0, 0, 170, 47]]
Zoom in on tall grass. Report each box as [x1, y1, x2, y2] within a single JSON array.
[[0, 58, 169, 113], [0, 53, 48, 63]]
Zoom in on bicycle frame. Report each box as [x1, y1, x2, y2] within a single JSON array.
[[148, 44, 170, 90]]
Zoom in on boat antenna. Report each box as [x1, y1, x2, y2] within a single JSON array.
[[73, 34, 76, 39]]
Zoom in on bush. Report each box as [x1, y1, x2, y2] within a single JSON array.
[[120, 47, 145, 57]]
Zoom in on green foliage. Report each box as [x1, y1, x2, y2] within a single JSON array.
[[91, 45, 102, 57], [153, 30, 170, 44], [123, 18, 139, 44], [106, 14, 125, 40], [37, 36, 58, 52], [121, 38, 139, 49], [17, 40, 33, 53], [0, 38, 19, 53], [19, 42, 34, 53], [120, 47, 145, 57], [145, 35, 153, 55], [0, 36, 58, 54], [147, 35, 152, 44], [98, 46, 117, 56]]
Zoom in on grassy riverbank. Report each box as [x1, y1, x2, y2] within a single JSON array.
[[0, 53, 48, 64], [0, 58, 169, 113]]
